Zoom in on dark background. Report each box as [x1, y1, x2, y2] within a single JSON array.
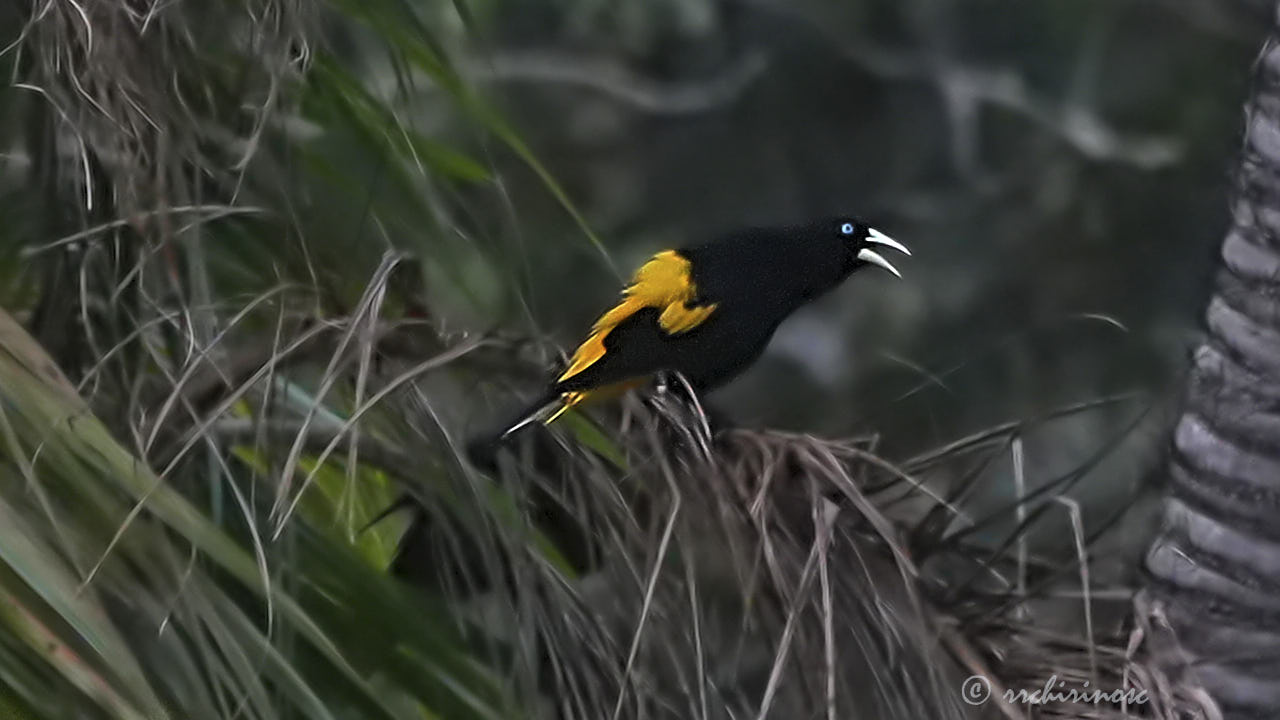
[[427, 0, 1264, 465]]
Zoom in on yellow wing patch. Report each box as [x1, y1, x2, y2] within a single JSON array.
[[556, 250, 717, 389]]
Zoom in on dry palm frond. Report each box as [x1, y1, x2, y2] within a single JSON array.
[[8, 0, 313, 460], [14, 0, 308, 218], [405, 381, 1215, 720]]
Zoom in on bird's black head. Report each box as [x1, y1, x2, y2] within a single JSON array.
[[826, 217, 911, 278]]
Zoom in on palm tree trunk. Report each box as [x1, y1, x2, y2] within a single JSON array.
[[1143, 8, 1280, 719]]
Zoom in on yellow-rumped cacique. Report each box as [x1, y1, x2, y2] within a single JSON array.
[[488, 216, 909, 444]]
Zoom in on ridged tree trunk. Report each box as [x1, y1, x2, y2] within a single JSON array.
[[1143, 10, 1280, 720]]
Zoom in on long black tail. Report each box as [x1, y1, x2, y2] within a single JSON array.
[[384, 388, 737, 592], [464, 388, 561, 471]]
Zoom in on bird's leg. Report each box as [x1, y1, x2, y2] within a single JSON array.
[[654, 371, 673, 395], [648, 371, 709, 425]]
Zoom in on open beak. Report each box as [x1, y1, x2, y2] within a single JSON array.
[[857, 229, 910, 278]]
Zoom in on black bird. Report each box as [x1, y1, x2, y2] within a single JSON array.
[[393, 217, 908, 591], [497, 216, 910, 437]]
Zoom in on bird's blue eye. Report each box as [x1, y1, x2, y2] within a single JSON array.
[[840, 222, 855, 235]]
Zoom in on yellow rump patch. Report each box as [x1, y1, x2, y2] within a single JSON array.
[[543, 380, 645, 425], [553, 250, 716, 401]]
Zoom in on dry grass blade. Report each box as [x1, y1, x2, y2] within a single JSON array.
[[271, 251, 405, 525], [269, 335, 487, 539], [21, 206, 266, 257]]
